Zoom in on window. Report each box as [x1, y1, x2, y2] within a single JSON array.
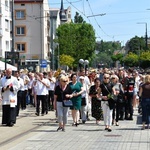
[[16, 43, 26, 52], [16, 26, 25, 35], [5, 1, 8, 11], [15, 10, 25, 19], [5, 19, 9, 30]]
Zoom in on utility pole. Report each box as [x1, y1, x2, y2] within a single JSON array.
[[137, 22, 148, 50]]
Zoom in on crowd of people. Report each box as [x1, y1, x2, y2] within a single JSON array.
[[0, 67, 150, 132]]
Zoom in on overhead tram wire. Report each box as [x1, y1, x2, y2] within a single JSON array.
[[86, 0, 113, 40], [65, 0, 102, 39], [49, 0, 82, 5]]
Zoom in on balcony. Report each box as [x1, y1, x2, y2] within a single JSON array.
[[47, 36, 50, 42], [47, 20, 50, 27]]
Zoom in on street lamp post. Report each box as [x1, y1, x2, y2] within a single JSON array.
[[137, 22, 148, 50], [78, 59, 89, 72]]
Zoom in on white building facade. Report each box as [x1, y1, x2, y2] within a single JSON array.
[[0, 0, 12, 59], [14, 0, 50, 71]]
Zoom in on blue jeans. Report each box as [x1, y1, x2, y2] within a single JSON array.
[[141, 98, 150, 123]]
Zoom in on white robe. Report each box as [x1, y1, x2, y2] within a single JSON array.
[[0, 76, 19, 107]]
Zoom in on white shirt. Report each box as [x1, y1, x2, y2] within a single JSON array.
[[47, 77, 56, 91], [17, 77, 24, 91], [35, 78, 49, 95]]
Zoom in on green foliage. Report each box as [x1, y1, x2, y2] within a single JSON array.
[[55, 22, 96, 67], [139, 51, 150, 68], [128, 36, 146, 54], [123, 52, 139, 67], [96, 40, 121, 55], [111, 53, 123, 62], [74, 12, 85, 23], [59, 54, 75, 68]]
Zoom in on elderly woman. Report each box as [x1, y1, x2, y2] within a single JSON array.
[[79, 76, 89, 124], [139, 75, 150, 130], [111, 74, 124, 126], [89, 78, 103, 125], [54, 75, 72, 131], [99, 73, 114, 132]]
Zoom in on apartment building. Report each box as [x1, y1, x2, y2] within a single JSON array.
[[50, 0, 71, 70], [0, 0, 12, 59], [14, 0, 50, 70]]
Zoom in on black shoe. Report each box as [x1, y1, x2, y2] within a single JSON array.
[[105, 128, 108, 130], [82, 120, 86, 124], [108, 128, 112, 132], [35, 112, 39, 116], [75, 122, 79, 127], [7, 122, 14, 127], [62, 128, 65, 132], [57, 127, 62, 131]]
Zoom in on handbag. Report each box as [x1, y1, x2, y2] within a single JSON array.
[[63, 100, 73, 107]]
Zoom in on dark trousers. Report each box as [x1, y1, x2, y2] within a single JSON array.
[[113, 102, 125, 122], [2, 105, 17, 125], [48, 90, 54, 110], [36, 95, 46, 115], [45, 94, 48, 113], [21, 90, 28, 109], [125, 94, 133, 118], [16, 90, 23, 116], [28, 88, 33, 105], [141, 98, 150, 124]]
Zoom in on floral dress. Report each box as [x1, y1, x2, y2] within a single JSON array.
[[89, 85, 103, 120]]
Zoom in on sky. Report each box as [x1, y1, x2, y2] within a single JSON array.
[[48, 0, 150, 45]]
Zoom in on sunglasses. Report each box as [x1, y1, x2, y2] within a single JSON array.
[[62, 80, 67, 82], [104, 77, 109, 79], [111, 78, 115, 79]]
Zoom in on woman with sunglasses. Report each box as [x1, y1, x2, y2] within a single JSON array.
[[54, 75, 72, 131], [69, 73, 84, 126], [111, 75, 124, 126], [99, 73, 115, 132]]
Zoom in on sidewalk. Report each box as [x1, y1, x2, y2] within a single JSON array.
[[0, 104, 150, 150]]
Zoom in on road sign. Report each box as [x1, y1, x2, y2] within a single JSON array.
[[40, 59, 47, 68]]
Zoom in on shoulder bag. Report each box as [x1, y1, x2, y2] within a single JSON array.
[[62, 91, 73, 107], [63, 100, 73, 107]]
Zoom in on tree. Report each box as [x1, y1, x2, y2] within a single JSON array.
[[55, 21, 96, 68], [59, 54, 75, 68], [123, 52, 139, 67], [74, 12, 85, 23], [128, 36, 145, 54], [139, 51, 150, 68], [111, 53, 123, 62]]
